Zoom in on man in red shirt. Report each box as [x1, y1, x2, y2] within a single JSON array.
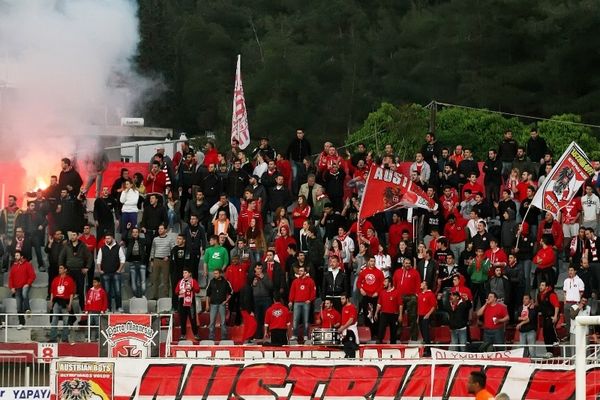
[[265, 295, 292, 346], [444, 213, 467, 257], [536, 212, 564, 253], [338, 293, 360, 357], [357, 257, 384, 337], [533, 236, 557, 288], [145, 161, 167, 198], [320, 298, 341, 329], [477, 292, 509, 350], [417, 281, 437, 356], [537, 281, 560, 355], [84, 276, 108, 341], [484, 238, 507, 277], [461, 173, 484, 201], [8, 250, 36, 328], [376, 277, 403, 344], [393, 258, 421, 341], [288, 266, 316, 341], [49, 265, 76, 343]]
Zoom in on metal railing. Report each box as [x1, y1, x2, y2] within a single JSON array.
[[0, 351, 50, 387], [0, 313, 174, 348]]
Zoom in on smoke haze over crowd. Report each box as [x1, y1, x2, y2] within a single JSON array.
[[0, 0, 154, 190]]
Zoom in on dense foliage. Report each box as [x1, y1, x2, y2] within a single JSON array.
[[136, 0, 600, 155]]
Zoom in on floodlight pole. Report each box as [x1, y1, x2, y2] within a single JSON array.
[[575, 315, 600, 400]]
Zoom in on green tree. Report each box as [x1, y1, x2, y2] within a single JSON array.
[[537, 114, 600, 160]]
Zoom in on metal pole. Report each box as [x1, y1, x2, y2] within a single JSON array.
[[24, 365, 29, 387], [429, 101, 437, 134], [134, 144, 139, 163], [575, 315, 600, 400]]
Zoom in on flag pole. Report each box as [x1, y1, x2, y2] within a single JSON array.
[[515, 203, 533, 249]]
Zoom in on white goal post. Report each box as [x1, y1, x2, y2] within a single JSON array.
[[576, 315, 600, 400]]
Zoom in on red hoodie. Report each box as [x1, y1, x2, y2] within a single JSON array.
[[274, 227, 296, 266], [289, 275, 316, 303], [8, 260, 36, 289], [357, 266, 384, 297], [534, 246, 556, 269], [536, 220, 564, 249], [85, 286, 108, 313], [225, 263, 248, 293], [444, 215, 468, 244]]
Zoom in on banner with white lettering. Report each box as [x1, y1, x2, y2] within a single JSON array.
[[0, 387, 50, 400], [359, 164, 437, 220], [431, 347, 525, 360], [50, 357, 599, 400], [99, 314, 159, 358]]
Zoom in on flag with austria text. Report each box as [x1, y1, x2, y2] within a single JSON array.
[[358, 164, 438, 220], [231, 54, 250, 150], [530, 141, 594, 217]]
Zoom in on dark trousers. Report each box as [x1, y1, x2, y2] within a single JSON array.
[[229, 292, 241, 325], [270, 329, 288, 346], [400, 294, 418, 341], [378, 312, 399, 344], [70, 269, 87, 311], [471, 282, 486, 309], [360, 295, 379, 338], [419, 316, 431, 355], [178, 299, 198, 336], [542, 316, 558, 353], [535, 267, 555, 289], [254, 296, 272, 339]]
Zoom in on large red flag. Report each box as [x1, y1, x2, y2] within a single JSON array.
[[231, 54, 250, 150], [358, 164, 437, 220], [530, 141, 594, 217]]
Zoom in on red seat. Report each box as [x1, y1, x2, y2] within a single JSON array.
[[358, 326, 371, 343], [469, 325, 481, 341], [433, 326, 451, 344], [198, 312, 210, 327]]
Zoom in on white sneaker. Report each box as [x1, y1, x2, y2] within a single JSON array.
[[290, 336, 297, 341], [303, 336, 309, 341], [117, 308, 124, 313], [16, 325, 23, 330]]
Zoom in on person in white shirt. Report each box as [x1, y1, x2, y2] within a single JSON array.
[[374, 244, 392, 278], [563, 265, 585, 334], [581, 186, 600, 233], [568, 297, 590, 357]]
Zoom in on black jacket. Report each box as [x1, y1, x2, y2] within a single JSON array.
[[286, 138, 312, 162], [206, 277, 232, 305], [498, 139, 518, 162], [442, 299, 472, 330], [417, 259, 438, 291], [141, 204, 168, 232], [322, 269, 349, 300], [483, 157, 502, 185], [125, 236, 147, 262]]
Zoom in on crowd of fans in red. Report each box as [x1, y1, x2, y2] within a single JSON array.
[[0, 129, 597, 355]]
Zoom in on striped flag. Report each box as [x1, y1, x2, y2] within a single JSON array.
[[231, 54, 250, 150]]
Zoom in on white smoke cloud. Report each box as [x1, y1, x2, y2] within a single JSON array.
[[0, 0, 156, 188]]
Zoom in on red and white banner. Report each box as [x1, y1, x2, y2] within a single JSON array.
[[231, 54, 250, 150], [531, 141, 594, 217], [359, 165, 437, 220], [431, 347, 524, 360], [99, 314, 159, 358], [55, 360, 114, 400], [50, 357, 600, 400], [169, 344, 420, 359]]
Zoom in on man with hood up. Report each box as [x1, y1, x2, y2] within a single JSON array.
[[500, 208, 518, 255]]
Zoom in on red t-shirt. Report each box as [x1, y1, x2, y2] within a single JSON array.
[[51, 275, 77, 300], [341, 303, 358, 326], [417, 290, 437, 316], [321, 308, 341, 328], [444, 217, 468, 244], [393, 267, 421, 297], [80, 234, 97, 254], [264, 303, 291, 330], [482, 302, 508, 330], [357, 267, 385, 297], [562, 198, 582, 224], [225, 263, 249, 293], [378, 288, 403, 314]]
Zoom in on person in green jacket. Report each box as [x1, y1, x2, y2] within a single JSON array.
[[468, 247, 490, 309], [203, 235, 229, 284]]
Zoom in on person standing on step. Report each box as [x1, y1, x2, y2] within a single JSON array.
[[8, 250, 36, 329], [96, 233, 125, 312], [176, 267, 201, 341], [49, 265, 76, 343], [206, 269, 232, 341]]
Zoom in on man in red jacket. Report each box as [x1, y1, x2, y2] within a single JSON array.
[[84, 277, 108, 341], [264, 295, 292, 346], [145, 161, 167, 199], [8, 250, 36, 328], [224, 255, 248, 326], [49, 265, 76, 342], [444, 213, 468, 257], [533, 236, 557, 287], [418, 280, 437, 356], [288, 266, 316, 341], [357, 257, 385, 338], [536, 212, 564, 252], [393, 258, 421, 341]]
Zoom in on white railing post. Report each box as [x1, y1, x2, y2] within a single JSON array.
[[575, 315, 600, 400]]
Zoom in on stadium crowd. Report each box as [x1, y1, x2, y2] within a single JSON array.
[[0, 129, 598, 356]]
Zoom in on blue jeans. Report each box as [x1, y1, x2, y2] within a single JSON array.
[[14, 287, 30, 325], [209, 303, 227, 340], [254, 296, 272, 339], [102, 273, 122, 311], [50, 302, 71, 341], [292, 302, 310, 337], [129, 262, 146, 298], [483, 329, 505, 350], [121, 212, 137, 238], [450, 328, 467, 351], [519, 330, 536, 357]]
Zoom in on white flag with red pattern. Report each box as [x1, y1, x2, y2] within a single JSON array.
[[231, 54, 250, 149]]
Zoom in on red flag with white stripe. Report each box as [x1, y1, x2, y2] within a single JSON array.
[[231, 54, 250, 150]]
